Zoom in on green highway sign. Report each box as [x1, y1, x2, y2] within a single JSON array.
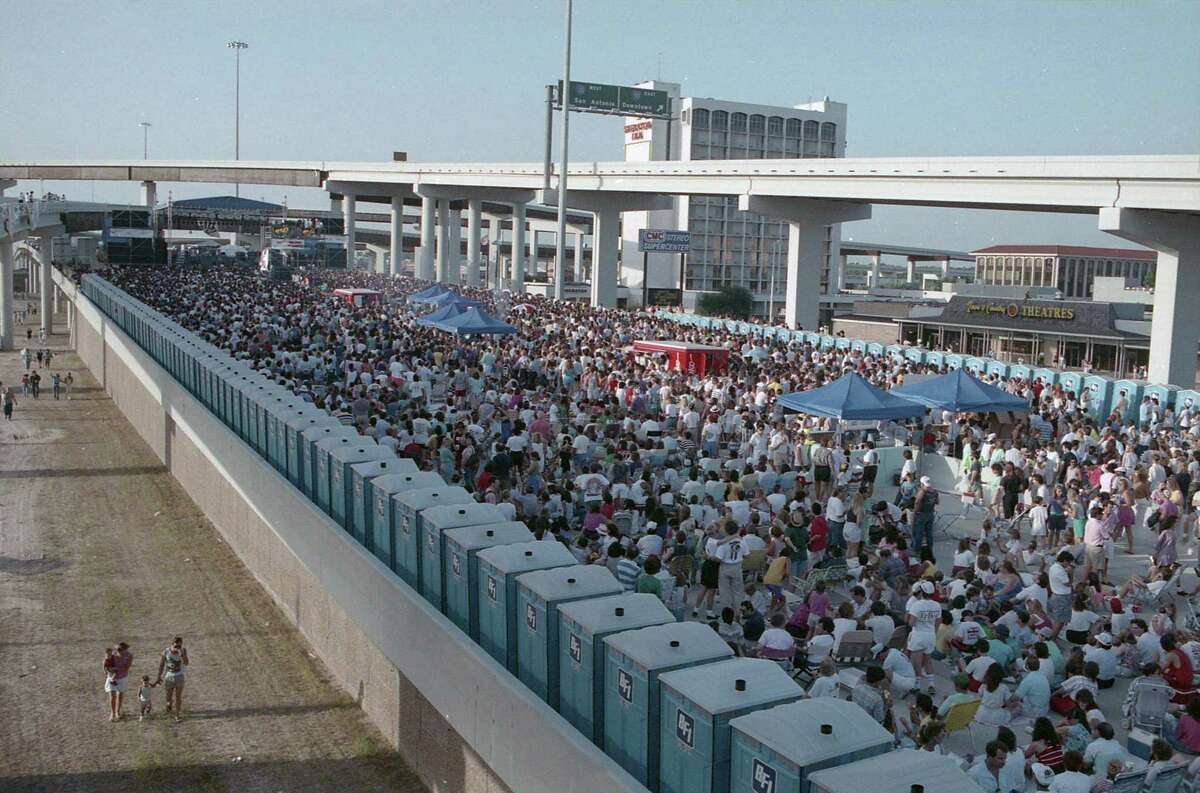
[[555, 81, 671, 119]]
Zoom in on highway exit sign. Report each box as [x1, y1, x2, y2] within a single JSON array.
[[555, 81, 671, 119]]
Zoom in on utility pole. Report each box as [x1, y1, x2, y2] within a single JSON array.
[[139, 121, 152, 160], [553, 0, 572, 300], [226, 41, 248, 197]]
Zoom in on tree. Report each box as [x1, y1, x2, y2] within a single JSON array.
[[696, 285, 754, 320]]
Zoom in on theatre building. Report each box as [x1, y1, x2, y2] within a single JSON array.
[[898, 295, 1149, 374]]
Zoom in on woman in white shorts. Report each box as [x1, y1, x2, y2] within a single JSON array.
[[906, 581, 942, 694]]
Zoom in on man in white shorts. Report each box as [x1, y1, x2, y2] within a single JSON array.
[[906, 580, 942, 694]]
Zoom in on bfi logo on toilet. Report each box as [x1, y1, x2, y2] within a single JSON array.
[[525, 603, 537, 632], [752, 759, 777, 793], [485, 575, 497, 603], [451, 553, 462, 578], [617, 669, 634, 704], [675, 709, 694, 748], [568, 633, 582, 665]]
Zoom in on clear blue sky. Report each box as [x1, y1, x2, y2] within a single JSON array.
[[2, 0, 1196, 252]]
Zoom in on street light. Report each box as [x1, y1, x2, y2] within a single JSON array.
[[226, 40, 248, 196], [139, 121, 152, 160], [553, 0, 572, 300]]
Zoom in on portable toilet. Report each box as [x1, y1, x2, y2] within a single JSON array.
[[986, 360, 1009, 380], [849, 340, 865, 355], [228, 374, 265, 443], [884, 344, 903, 361], [944, 353, 963, 370], [443, 522, 535, 639], [313, 434, 360, 513], [924, 350, 944, 370], [806, 749, 974, 793], [476, 542, 577, 673], [269, 406, 315, 474], [1083, 375, 1112, 418], [1009, 363, 1032, 382], [835, 338, 850, 352], [604, 623, 735, 789], [1144, 383, 1178, 413], [865, 342, 884, 357], [904, 347, 922, 365], [558, 594, 675, 745], [1059, 371, 1084, 398], [261, 395, 305, 465], [516, 565, 624, 708], [369, 471, 446, 570], [324, 440, 386, 526], [349, 457, 418, 547], [418, 502, 507, 611], [1178, 389, 1200, 416], [392, 486, 474, 589], [728, 699, 892, 793], [657, 658, 804, 793], [1032, 367, 1058, 388], [285, 413, 341, 488], [302, 423, 359, 501], [964, 356, 987, 375], [1109, 378, 1144, 421], [243, 383, 290, 456]]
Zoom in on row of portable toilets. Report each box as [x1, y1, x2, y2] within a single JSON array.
[[656, 311, 1196, 421], [83, 274, 978, 793]]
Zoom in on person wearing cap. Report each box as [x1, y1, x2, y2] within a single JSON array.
[[1030, 762, 1055, 791], [1083, 633, 1118, 688], [905, 579, 940, 694]]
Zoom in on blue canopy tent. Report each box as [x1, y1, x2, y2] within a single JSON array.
[[415, 302, 467, 326], [776, 372, 927, 420], [431, 307, 517, 336], [890, 368, 1030, 413], [408, 284, 451, 304], [425, 291, 481, 308]]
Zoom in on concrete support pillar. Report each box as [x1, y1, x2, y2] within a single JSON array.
[[53, 282, 60, 315], [39, 235, 52, 337], [140, 180, 157, 209], [466, 200, 482, 287], [418, 195, 435, 280], [527, 229, 537, 280], [389, 196, 403, 277], [869, 253, 881, 288], [738, 196, 871, 330], [591, 208, 619, 307], [940, 258, 950, 279], [488, 216, 502, 288], [330, 195, 343, 213], [435, 201, 450, 283], [447, 209, 462, 285], [906, 258, 916, 283], [574, 233, 584, 282], [511, 203, 527, 293], [342, 194, 357, 269], [0, 240, 13, 350], [836, 253, 848, 292], [1100, 208, 1200, 386]]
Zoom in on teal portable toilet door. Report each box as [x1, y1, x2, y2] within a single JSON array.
[[660, 686, 715, 793]]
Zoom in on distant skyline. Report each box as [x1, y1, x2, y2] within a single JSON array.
[[2, 0, 1196, 253]]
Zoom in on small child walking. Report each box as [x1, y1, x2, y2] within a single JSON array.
[[138, 675, 160, 721]]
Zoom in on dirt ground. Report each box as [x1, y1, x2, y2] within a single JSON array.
[[0, 299, 425, 793]]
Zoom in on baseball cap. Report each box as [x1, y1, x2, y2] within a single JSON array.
[[919, 580, 935, 595], [1096, 632, 1113, 648], [1031, 764, 1055, 786], [919, 476, 931, 486]]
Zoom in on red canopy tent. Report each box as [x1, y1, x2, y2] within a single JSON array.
[[632, 340, 730, 376]]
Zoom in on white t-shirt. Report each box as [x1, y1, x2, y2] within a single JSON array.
[[758, 628, 795, 653], [907, 599, 941, 634], [1049, 562, 1072, 595]]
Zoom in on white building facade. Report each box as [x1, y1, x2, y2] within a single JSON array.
[[620, 81, 848, 317], [971, 245, 1156, 299]]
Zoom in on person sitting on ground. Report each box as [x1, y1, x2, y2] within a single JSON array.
[[806, 657, 841, 699], [936, 673, 978, 718]]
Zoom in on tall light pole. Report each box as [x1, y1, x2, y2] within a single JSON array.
[[226, 40, 248, 197], [553, 0, 572, 300], [139, 121, 152, 160]]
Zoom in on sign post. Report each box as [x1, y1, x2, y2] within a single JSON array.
[[639, 229, 690, 308]]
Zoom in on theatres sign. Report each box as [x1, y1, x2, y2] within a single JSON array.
[[965, 301, 1075, 321]]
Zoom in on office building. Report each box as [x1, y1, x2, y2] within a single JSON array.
[[620, 81, 847, 317], [971, 245, 1156, 298]]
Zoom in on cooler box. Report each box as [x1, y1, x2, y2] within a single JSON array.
[[286, 414, 341, 488], [558, 593, 674, 745], [350, 457, 418, 548], [392, 486, 473, 589], [806, 749, 974, 793], [476, 542, 576, 672], [328, 441, 390, 529], [516, 565, 623, 708], [604, 623, 736, 788], [302, 424, 359, 500], [443, 522, 534, 639], [728, 699, 892, 793], [369, 472, 446, 570], [658, 659, 803, 793], [418, 502, 506, 611]]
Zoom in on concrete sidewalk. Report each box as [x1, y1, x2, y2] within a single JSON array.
[[0, 299, 425, 792]]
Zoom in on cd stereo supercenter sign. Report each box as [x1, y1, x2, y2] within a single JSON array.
[[638, 229, 690, 253]]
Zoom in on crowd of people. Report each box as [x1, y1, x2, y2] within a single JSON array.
[[105, 261, 1200, 792]]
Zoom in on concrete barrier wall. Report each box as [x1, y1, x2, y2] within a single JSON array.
[[58, 269, 647, 793]]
